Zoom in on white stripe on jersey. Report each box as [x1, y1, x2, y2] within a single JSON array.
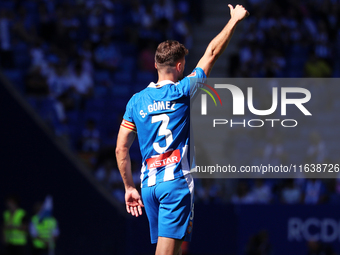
[[181, 145, 191, 176], [163, 163, 176, 181], [140, 163, 146, 188], [147, 168, 157, 186]]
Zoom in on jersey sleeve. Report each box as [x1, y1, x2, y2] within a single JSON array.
[[121, 96, 137, 133], [176, 67, 207, 98]]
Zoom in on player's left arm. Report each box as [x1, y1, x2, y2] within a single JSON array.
[[116, 126, 144, 217]]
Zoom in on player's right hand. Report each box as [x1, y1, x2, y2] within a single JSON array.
[[125, 187, 144, 217], [228, 4, 249, 22]]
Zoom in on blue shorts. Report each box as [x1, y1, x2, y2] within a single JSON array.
[[141, 174, 194, 244]]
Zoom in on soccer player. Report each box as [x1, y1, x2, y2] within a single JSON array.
[[116, 4, 249, 255]]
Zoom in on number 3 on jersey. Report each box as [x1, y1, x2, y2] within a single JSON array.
[[151, 114, 173, 154]]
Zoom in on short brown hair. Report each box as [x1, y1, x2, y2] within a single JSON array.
[[155, 40, 188, 67]]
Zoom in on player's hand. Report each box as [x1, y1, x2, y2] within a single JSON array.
[[228, 4, 249, 22], [125, 187, 144, 217]]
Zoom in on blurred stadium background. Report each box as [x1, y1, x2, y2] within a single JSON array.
[[0, 0, 340, 254]]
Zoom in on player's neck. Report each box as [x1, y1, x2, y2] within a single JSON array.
[[157, 73, 178, 84]]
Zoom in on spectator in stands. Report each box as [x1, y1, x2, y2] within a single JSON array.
[[306, 132, 327, 164], [152, 0, 174, 22], [208, 180, 223, 204], [327, 179, 340, 205], [103, 8, 116, 37], [12, 5, 37, 44], [130, 0, 146, 26], [81, 119, 101, 152], [314, 21, 332, 61], [47, 63, 71, 99], [38, 3, 56, 43], [94, 160, 125, 203], [69, 61, 93, 109], [281, 179, 302, 204], [87, 6, 102, 44], [30, 42, 47, 71], [251, 179, 272, 204], [94, 36, 121, 71], [25, 66, 49, 96], [0, 9, 14, 68], [60, 8, 80, 42], [78, 41, 94, 75], [263, 136, 287, 166], [95, 153, 140, 203], [231, 181, 255, 204], [138, 42, 156, 72], [304, 53, 332, 78], [95, 160, 118, 187], [302, 179, 327, 205], [194, 179, 211, 204], [173, 11, 192, 49], [265, 49, 286, 77], [47, 62, 75, 123]]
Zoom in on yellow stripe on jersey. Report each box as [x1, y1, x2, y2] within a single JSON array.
[[121, 119, 137, 132]]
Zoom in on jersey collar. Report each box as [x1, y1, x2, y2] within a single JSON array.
[[148, 80, 177, 88]]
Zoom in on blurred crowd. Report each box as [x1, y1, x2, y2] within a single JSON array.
[[1, 0, 340, 205], [0, 0, 200, 203], [230, 0, 340, 78]]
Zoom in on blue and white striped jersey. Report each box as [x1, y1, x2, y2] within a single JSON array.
[[122, 67, 206, 188]]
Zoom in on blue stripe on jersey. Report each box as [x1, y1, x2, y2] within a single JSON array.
[[123, 67, 206, 187]]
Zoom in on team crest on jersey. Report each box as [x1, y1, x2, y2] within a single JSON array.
[[187, 221, 193, 234], [187, 71, 196, 77]]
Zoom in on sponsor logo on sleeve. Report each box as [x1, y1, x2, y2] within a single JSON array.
[[187, 71, 197, 77]]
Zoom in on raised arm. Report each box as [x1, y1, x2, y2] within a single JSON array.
[[115, 126, 144, 217], [196, 4, 249, 77]]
